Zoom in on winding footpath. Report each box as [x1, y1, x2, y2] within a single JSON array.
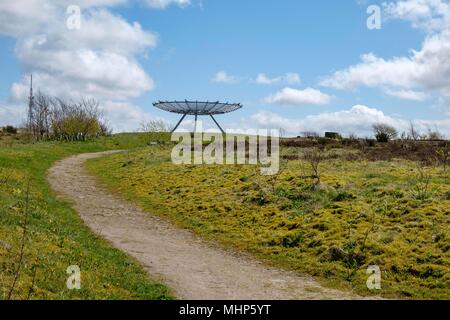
[[48, 151, 362, 300]]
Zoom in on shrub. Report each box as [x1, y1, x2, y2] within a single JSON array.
[[3, 126, 18, 134], [427, 130, 444, 141], [26, 92, 109, 141], [373, 123, 398, 142], [412, 163, 432, 201], [365, 139, 376, 147]]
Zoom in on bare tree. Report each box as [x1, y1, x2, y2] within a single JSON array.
[[301, 131, 320, 139], [407, 121, 421, 141], [372, 123, 398, 142], [303, 148, 326, 187], [29, 91, 52, 140], [25, 92, 109, 141], [427, 128, 444, 141], [140, 120, 171, 133]]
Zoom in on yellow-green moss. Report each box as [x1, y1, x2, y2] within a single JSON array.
[[87, 146, 450, 300]]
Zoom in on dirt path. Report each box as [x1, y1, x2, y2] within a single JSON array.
[[48, 151, 361, 300]]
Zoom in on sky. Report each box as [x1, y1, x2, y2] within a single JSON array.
[[1, 0, 450, 137]]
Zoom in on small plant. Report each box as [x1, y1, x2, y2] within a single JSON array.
[[7, 180, 31, 300], [435, 143, 449, 172], [0, 168, 10, 186], [303, 148, 325, 187], [267, 158, 287, 194], [411, 162, 432, 201]]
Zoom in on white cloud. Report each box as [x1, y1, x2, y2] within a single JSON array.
[[0, 1, 129, 37], [101, 101, 155, 132], [212, 71, 239, 84], [383, 0, 450, 32], [385, 88, 428, 101], [144, 0, 191, 9], [321, 0, 450, 108], [255, 72, 301, 85], [0, 103, 26, 127], [251, 104, 450, 137], [320, 31, 450, 98], [263, 87, 331, 106], [10, 9, 157, 101], [0, 1, 162, 131]]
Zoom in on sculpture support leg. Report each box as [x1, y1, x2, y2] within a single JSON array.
[[210, 114, 225, 134], [194, 114, 198, 133], [171, 113, 187, 133]]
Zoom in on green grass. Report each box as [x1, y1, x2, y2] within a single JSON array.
[[87, 144, 450, 300], [0, 134, 173, 300]]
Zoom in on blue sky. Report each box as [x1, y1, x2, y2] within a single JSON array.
[[1, 0, 450, 136]]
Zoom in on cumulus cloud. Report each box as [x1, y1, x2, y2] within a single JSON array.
[[0, 1, 129, 37], [212, 71, 239, 84], [263, 87, 331, 106], [383, 0, 450, 32], [101, 101, 155, 132], [0, 1, 163, 131], [255, 72, 301, 85], [250, 105, 450, 137], [320, 30, 450, 92], [321, 0, 450, 111]]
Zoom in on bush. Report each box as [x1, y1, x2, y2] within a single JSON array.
[[373, 123, 398, 143], [2, 126, 18, 134], [26, 92, 110, 141], [140, 120, 171, 133]]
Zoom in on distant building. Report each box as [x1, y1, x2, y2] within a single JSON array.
[[325, 132, 341, 139]]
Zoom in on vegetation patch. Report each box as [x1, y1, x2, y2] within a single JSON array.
[[87, 140, 450, 299]]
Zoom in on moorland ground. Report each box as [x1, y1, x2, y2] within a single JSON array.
[[48, 151, 358, 300], [86, 134, 449, 299]]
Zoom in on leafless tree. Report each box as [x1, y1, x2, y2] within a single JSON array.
[[301, 131, 320, 139], [26, 92, 110, 141], [303, 148, 326, 187], [140, 120, 171, 133], [412, 162, 432, 201], [427, 128, 444, 141], [373, 123, 398, 142], [407, 121, 421, 141]]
